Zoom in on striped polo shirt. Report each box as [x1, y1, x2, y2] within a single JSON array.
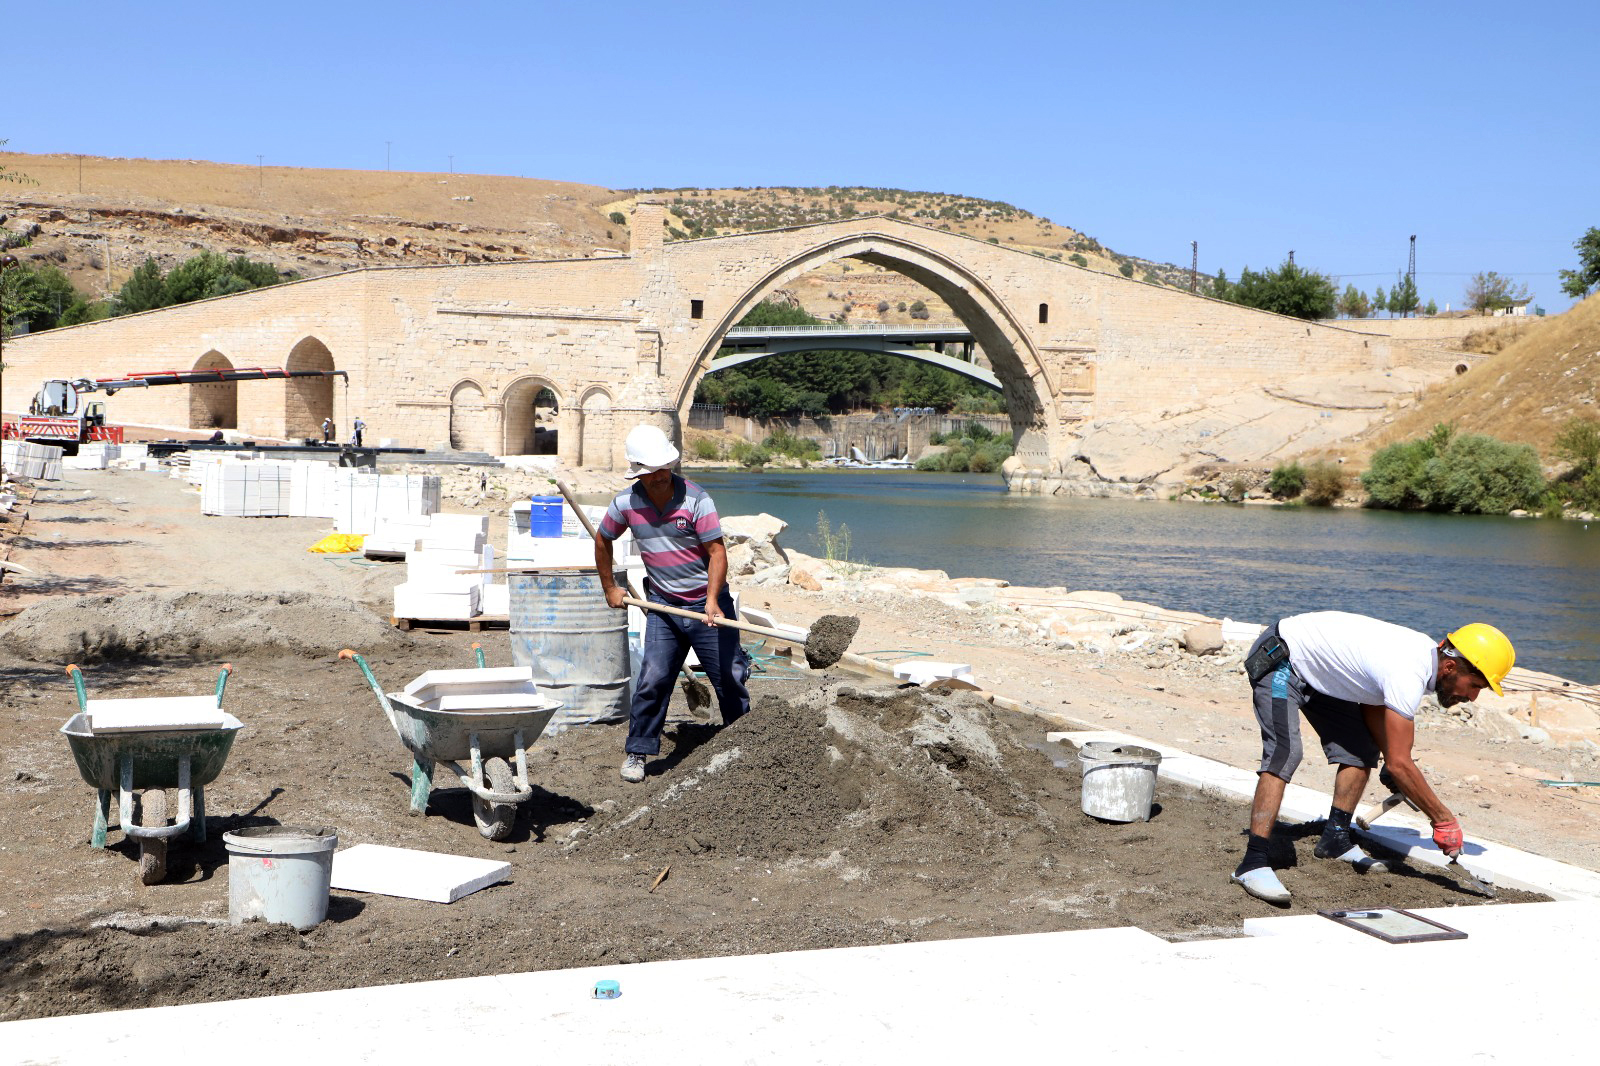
[[598, 475, 723, 605]]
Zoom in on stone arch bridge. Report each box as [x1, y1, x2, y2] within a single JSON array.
[[2, 205, 1447, 490]]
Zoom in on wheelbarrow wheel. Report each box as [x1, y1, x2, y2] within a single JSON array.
[[138, 789, 168, 886], [473, 757, 517, 841]]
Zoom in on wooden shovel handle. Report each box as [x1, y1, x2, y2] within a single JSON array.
[[620, 594, 801, 645], [552, 480, 802, 647]]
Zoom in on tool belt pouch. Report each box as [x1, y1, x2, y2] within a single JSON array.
[[1245, 635, 1291, 684]]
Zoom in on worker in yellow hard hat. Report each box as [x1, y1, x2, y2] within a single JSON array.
[[1231, 612, 1514, 905]]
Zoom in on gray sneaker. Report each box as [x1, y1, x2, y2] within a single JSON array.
[[620, 754, 646, 783], [1231, 866, 1292, 904]]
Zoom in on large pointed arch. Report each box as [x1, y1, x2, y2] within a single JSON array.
[[674, 230, 1058, 462]]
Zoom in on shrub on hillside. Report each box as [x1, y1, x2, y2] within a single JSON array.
[[1302, 462, 1347, 506], [1425, 434, 1545, 514], [1267, 461, 1306, 498], [729, 441, 770, 469], [1553, 416, 1600, 472], [609, 211, 627, 226], [1363, 426, 1545, 514], [691, 437, 721, 460], [763, 429, 821, 461]]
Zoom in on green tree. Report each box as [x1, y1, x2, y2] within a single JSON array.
[[1558, 226, 1600, 299], [115, 257, 170, 314], [1218, 259, 1337, 320], [609, 211, 627, 226], [1464, 271, 1528, 313], [1372, 284, 1386, 317], [1118, 262, 1135, 278], [1337, 284, 1371, 318], [1424, 299, 1438, 316], [1388, 272, 1419, 317]]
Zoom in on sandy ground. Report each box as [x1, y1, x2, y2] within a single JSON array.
[[0, 468, 1583, 1021]]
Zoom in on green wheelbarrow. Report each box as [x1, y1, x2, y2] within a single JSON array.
[[59, 663, 244, 885], [340, 644, 560, 841]]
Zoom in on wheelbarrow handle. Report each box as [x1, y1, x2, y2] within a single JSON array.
[[66, 664, 88, 713], [215, 663, 232, 706], [471, 642, 487, 669], [338, 649, 392, 712]]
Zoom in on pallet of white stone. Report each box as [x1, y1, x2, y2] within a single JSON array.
[[391, 615, 510, 633]]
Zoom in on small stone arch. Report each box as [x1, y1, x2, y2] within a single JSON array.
[[501, 377, 563, 455], [285, 336, 336, 440], [449, 378, 488, 452], [578, 386, 615, 469], [188, 350, 237, 430]]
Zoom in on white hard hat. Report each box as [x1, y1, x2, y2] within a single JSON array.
[[623, 424, 680, 478]]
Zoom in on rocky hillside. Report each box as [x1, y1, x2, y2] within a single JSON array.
[[0, 152, 1192, 313], [1338, 292, 1600, 467]]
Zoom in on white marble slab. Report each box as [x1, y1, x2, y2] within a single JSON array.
[[329, 844, 511, 903]]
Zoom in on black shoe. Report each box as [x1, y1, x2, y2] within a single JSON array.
[[1315, 831, 1387, 873]]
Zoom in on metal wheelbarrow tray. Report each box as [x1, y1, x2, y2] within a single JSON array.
[[341, 646, 560, 840], [59, 664, 242, 884]]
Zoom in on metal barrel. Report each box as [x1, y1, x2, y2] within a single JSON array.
[[509, 570, 630, 733]]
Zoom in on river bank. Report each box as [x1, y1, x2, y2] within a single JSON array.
[[0, 465, 1595, 1021]]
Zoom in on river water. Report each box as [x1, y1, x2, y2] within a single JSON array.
[[691, 469, 1600, 685]]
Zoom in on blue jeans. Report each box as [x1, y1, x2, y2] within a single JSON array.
[[626, 587, 751, 756]]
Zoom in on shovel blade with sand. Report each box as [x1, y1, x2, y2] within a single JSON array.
[[549, 480, 861, 670]]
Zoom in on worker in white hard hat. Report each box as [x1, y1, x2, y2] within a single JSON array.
[[594, 424, 751, 783], [1232, 613, 1515, 905]]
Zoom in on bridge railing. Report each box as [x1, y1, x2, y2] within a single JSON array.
[[723, 322, 968, 336]]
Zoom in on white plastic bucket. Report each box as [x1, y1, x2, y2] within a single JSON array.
[[1078, 743, 1162, 823], [224, 825, 339, 930]]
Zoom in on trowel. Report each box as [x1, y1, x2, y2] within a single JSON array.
[[1446, 856, 1497, 899]]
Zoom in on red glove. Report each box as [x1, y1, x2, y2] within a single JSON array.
[[1432, 819, 1464, 857]]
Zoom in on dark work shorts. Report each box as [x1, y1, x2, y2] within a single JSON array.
[[1248, 626, 1381, 780]]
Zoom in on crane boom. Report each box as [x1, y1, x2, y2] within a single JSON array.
[[73, 367, 349, 395]]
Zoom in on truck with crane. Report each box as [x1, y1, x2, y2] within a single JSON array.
[[2, 366, 349, 452]]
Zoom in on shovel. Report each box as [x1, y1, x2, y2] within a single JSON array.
[[551, 479, 860, 670]]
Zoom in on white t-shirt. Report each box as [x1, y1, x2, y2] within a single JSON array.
[[1278, 611, 1439, 720]]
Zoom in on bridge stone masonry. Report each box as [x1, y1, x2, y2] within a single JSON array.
[[2, 201, 1466, 491]]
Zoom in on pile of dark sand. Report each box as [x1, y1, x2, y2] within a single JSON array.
[[2, 591, 409, 664], [575, 682, 1057, 866]]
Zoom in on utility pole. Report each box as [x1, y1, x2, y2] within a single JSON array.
[[448, 155, 454, 174], [1407, 234, 1417, 319], [257, 155, 264, 194], [1190, 241, 1198, 293], [77, 155, 83, 193], [386, 141, 392, 171]]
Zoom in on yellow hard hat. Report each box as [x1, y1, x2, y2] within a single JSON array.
[[1445, 623, 1515, 696]]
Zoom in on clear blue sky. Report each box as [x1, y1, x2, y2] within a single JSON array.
[[7, 0, 1595, 311]]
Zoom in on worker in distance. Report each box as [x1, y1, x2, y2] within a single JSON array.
[[594, 424, 751, 783], [1231, 612, 1514, 904]]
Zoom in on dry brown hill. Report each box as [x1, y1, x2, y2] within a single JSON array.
[[1341, 292, 1600, 467], [0, 152, 1189, 312]]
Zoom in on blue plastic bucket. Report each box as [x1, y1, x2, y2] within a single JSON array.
[[528, 495, 564, 538]]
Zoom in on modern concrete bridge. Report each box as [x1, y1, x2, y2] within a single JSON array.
[[711, 322, 997, 388]]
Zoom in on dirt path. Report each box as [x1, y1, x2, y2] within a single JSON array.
[[0, 468, 1578, 1022]]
